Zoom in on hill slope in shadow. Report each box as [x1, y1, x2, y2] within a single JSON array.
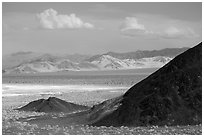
[[89, 42, 202, 126], [16, 97, 89, 113]]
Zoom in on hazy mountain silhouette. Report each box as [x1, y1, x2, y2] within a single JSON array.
[[87, 47, 189, 61], [2, 52, 42, 69], [3, 47, 188, 73]]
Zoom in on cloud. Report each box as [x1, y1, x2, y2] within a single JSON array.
[[37, 8, 94, 29], [120, 16, 199, 39], [160, 26, 199, 39], [120, 17, 154, 37], [120, 17, 146, 32]]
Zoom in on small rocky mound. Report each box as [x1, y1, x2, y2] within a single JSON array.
[[90, 42, 202, 126], [16, 97, 89, 113]]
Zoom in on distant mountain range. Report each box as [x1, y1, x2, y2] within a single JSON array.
[[3, 47, 189, 73]]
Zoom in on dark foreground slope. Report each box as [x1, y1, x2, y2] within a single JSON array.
[[90, 43, 202, 126], [16, 97, 89, 113]]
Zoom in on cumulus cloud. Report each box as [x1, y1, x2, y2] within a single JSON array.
[[37, 8, 94, 29], [120, 16, 199, 39], [120, 17, 155, 37], [120, 17, 145, 31]]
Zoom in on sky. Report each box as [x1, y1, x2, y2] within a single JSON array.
[[2, 2, 202, 55]]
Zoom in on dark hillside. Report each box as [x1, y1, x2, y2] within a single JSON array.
[[91, 43, 202, 126], [16, 97, 89, 113]]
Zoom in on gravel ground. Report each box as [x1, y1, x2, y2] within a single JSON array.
[[2, 72, 202, 135], [2, 93, 202, 135]]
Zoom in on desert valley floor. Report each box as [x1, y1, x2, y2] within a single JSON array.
[[2, 69, 202, 135]]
